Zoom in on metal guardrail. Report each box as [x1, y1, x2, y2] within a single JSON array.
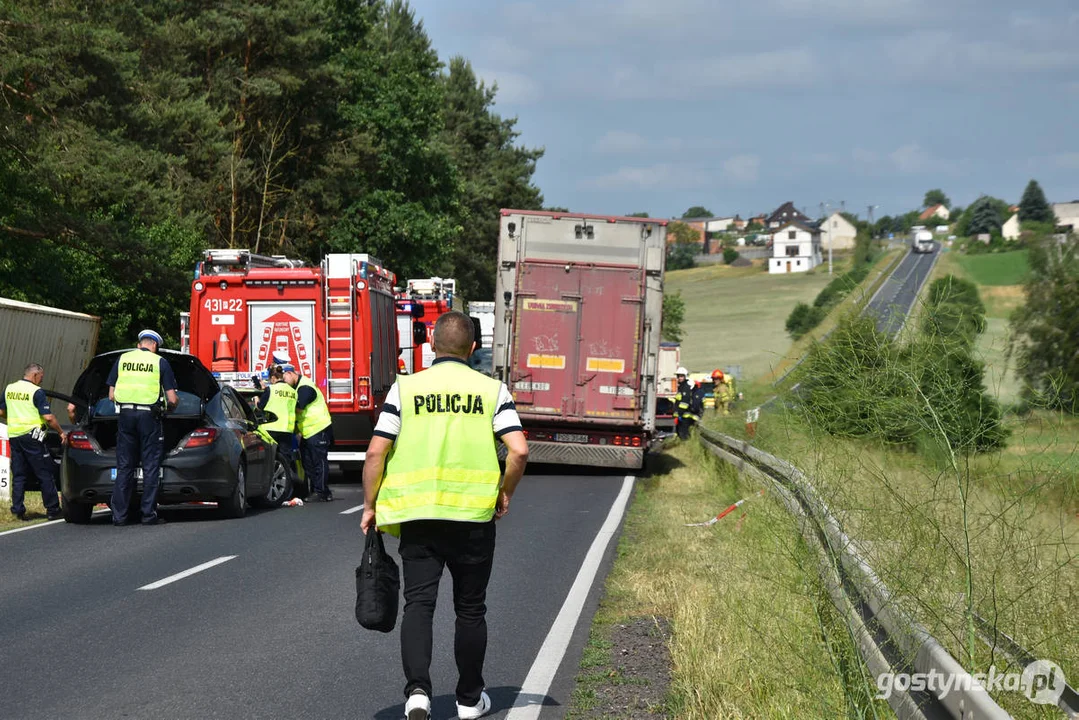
[[698, 426, 1011, 719]]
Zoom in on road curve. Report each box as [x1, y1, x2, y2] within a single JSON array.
[[0, 471, 630, 719]]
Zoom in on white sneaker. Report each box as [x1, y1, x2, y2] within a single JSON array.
[[456, 690, 491, 719], [404, 690, 430, 720]]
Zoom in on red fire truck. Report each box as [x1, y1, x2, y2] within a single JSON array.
[[182, 249, 398, 463], [394, 277, 456, 374]]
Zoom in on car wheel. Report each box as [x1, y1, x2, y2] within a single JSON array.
[[62, 500, 93, 524], [255, 451, 294, 508], [219, 461, 247, 519]]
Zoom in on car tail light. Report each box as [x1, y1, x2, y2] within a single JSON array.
[[67, 430, 97, 451], [613, 436, 623, 446], [182, 428, 217, 449], [631, 436, 642, 447], [358, 376, 371, 408]]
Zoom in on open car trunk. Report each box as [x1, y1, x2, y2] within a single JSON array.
[[83, 414, 204, 453]]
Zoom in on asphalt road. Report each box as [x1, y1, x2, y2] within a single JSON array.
[[0, 470, 632, 719], [863, 244, 940, 337]]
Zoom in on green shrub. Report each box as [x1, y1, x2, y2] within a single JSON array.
[[796, 280, 1006, 453], [785, 302, 826, 340], [723, 247, 739, 264]]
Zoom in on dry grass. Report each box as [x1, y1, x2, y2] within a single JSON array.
[[666, 260, 836, 382], [569, 442, 870, 719], [709, 411, 1078, 718]]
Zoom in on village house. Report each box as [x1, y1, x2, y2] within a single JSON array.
[[819, 211, 858, 251], [919, 204, 950, 222], [767, 201, 811, 229], [769, 220, 822, 274]]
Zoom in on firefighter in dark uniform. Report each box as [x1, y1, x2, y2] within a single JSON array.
[[673, 367, 700, 440], [285, 366, 334, 501], [1, 363, 65, 521], [107, 330, 179, 526]]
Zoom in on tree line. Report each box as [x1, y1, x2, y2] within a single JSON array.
[[0, 0, 543, 350]]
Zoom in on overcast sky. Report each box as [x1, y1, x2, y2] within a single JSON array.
[[408, 0, 1079, 220]]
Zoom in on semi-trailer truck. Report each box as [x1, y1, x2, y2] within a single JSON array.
[[492, 210, 667, 469]]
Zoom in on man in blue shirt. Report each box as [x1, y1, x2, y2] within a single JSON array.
[[1, 363, 66, 521], [106, 330, 179, 526]]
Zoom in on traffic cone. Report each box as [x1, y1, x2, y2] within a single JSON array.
[[211, 330, 237, 372]]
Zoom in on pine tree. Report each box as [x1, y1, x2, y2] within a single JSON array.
[[1018, 179, 1053, 224]]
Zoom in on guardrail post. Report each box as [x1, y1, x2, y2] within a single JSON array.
[[745, 407, 760, 438], [0, 423, 10, 504]]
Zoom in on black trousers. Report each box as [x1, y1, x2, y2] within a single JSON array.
[[300, 426, 332, 496], [398, 519, 496, 705], [9, 434, 59, 516], [111, 410, 163, 523]]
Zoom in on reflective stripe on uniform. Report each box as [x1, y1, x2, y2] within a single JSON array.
[[4, 380, 45, 438], [113, 349, 161, 405]]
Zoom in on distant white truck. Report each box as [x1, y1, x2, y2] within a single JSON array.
[[911, 226, 934, 254]]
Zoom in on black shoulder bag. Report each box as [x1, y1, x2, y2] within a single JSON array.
[[355, 530, 400, 632]]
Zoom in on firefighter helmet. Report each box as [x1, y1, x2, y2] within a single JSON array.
[[712, 369, 725, 381], [676, 366, 689, 377]]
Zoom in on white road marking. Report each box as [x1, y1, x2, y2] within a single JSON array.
[[340, 504, 365, 515], [0, 509, 110, 538], [137, 555, 237, 591], [506, 475, 636, 719]]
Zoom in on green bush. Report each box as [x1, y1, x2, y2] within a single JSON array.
[[723, 247, 740, 264], [796, 279, 1005, 453], [785, 302, 826, 340]]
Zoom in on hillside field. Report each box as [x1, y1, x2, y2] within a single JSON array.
[[665, 261, 834, 380]]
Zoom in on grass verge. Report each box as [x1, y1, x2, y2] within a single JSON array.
[[0, 490, 50, 532], [568, 442, 879, 719], [706, 409, 1077, 718]]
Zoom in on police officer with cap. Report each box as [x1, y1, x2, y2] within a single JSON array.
[[1, 363, 65, 521], [107, 330, 179, 526]]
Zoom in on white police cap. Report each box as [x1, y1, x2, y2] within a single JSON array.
[[138, 329, 164, 347]]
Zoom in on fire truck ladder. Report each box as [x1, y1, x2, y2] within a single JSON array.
[[322, 258, 355, 406], [201, 249, 306, 273]]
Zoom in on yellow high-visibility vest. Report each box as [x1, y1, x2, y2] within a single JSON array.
[[4, 379, 45, 438], [376, 361, 502, 535], [262, 382, 297, 433], [114, 349, 161, 404], [296, 376, 332, 438]]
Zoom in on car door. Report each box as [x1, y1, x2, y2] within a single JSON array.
[[221, 388, 271, 492]]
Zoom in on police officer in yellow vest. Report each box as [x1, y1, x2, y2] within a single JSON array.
[[257, 364, 297, 452], [361, 311, 529, 720], [286, 365, 334, 501], [1, 363, 66, 521], [106, 330, 179, 526]]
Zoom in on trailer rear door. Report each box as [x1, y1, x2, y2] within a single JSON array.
[[575, 265, 642, 423], [511, 262, 580, 417]]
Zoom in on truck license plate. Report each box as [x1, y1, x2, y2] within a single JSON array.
[[554, 433, 589, 444]]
